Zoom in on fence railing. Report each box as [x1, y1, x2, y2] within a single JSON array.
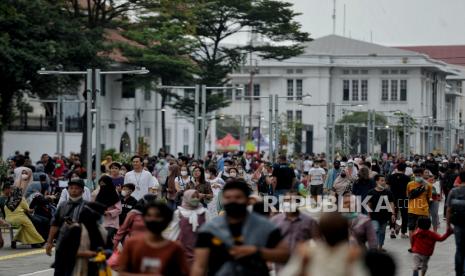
[[7, 115, 83, 132]]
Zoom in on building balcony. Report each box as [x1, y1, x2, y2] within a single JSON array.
[[7, 115, 83, 132]]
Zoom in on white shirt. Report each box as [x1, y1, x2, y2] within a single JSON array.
[[303, 160, 313, 172], [309, 167, 326, 186], [58, 186, 91, 206], [124, 170, 155, 200]]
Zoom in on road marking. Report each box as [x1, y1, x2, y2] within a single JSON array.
[[0, 249, 45, 261], [18, 269, 54, 276]]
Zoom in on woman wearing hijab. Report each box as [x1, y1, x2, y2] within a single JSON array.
[[95, 175, 122, 248], [169, 189, 207, 265], [54, 201, 109, 276], [1, 183, 44, 248], [14, 168, 33, 194]]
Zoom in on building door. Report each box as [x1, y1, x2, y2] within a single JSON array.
[[120, 132, 131, 153], [305, 130, 313, 154]]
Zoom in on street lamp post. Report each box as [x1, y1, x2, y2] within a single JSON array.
[[38, 67, 149, 182]]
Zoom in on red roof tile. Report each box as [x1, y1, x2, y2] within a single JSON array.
[[397, 45, 465, 66]]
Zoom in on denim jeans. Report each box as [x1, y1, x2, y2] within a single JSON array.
[[372, 220, 388, 247], [454, 225, 465, 276]]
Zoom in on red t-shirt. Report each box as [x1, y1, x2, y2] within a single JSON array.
[[411, 229, 452, 256], [118, 235, 189, 275]]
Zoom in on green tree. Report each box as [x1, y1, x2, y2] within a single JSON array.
[[168, 0, 310, 119], [0, 0, 104, 157], [121, 1, 199, 152]]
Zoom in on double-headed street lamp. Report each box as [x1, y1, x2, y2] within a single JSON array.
[[38, 67, 149, 182]]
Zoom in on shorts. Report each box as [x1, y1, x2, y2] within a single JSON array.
[[412, 253, 430, 271], [408, 214, 427, 231], [310, 184, 323, 196]]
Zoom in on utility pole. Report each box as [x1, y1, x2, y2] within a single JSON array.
[[274, 94, 279, 160], [269, 95, 273, 161], [200, 85, 207, 159], [194, 84, 200, 159], [332, 0, 337, 34]]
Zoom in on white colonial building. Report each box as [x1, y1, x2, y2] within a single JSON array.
[[4, 35, 465, 161]]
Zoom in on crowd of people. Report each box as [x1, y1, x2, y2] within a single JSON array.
[[0, 149, 464, 276]]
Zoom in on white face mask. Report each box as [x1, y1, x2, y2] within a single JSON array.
[[205, 173, 211, 179], [181, 171, 188, 176], [224, 166, 229, 172], [121, 190, 129, 197], [21, 174, 29, 180], [238, 169, 243, 174], [230, 173, 237, 178], [69, 195, 82, 202]]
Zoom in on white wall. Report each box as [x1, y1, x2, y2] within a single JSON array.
[[3, 131, 82, 161]]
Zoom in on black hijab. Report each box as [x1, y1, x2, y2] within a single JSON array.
[[95, 175, 120, 208]]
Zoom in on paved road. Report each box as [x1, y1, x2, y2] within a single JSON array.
[[0, 203, 456, 276]]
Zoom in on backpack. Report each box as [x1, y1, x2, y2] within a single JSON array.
[[408, 185, 426, 200], [450, 189, 465, 226]]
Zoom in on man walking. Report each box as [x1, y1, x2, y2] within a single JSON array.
[[447, 170, 465, 276], [387, 163, 410, 239], [124, 155, 155, 200], [272, 155, 296, 197]]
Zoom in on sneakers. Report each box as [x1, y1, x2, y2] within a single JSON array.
[[401, 233, 409, 239], [395, 224, 401, 235], [390, 230, 396, 239]]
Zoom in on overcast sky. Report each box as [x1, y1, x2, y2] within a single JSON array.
[[287, 0, 465, 46]]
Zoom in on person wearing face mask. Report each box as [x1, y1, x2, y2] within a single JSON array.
[[340, 192, 377, 250], [1, 183, 45, 249], [57, 176, 92, 206], [95, 176, 122, 248], [227, 167, 239, 180], [367, 174, 395, 251], [325, 160, 342, 193], [192, 180, 289, 276], [118, 201, 189, 275], [332, 168, 353, 197], [53, 201, 109, 276], [271, 192, 319, 252], [219, 160, 234, 181], [205, 167, 225, 217], [14, 168, 33, 193], [346, 159, 358, 178], [46, 179, 87, 256], [167, 190, 207, 266], [175, 165, 194, 193], [407, 168, 433, 249]]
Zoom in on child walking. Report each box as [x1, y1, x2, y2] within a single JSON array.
[[411, 217, 453, 276]]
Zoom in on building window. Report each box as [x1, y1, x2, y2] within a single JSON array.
[[460, 112, 463, 124], [183, 145, 189, 155], [244, 84, 251, 97], [352, 80, 359, 101], [343, 80, 350, 101], [390, 69, 399, 75], [391, 80, 398, 101], [342, 69, 350, 75], [361, 80, 368, 101], [144, 127, 151, 137], [381, 80, 389, 101], [400, 70, 408, 75], [225, 88, 233, 101], [296, 69, 303, 74], [287, 110, 293, 122], [400, 80, 407, 101], [286, 69, 294, 74], [122, 76, 135, 98], [144, 89, 151, 101], [166, 128, 172, 151], [296, 110, 302, 122], [287, 79, 294, 100], [296, 80, 303, 101], [458, 81, 463, 94], [381, 70, 389, 75], [100, 75, 106, 96], [351, 70, 359, 75], [361, 70, 369, 75], [253, 84, 260, 100], [235, 85, 242, 100]]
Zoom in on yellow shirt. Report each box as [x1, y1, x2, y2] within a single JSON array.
[[406, 181, 432, 216]]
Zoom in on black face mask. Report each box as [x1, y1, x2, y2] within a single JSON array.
[[334, 165, 340, 170], [224, 202, 248, 218], [340, 172, 347, 178], [145, 220, 166, 234]]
